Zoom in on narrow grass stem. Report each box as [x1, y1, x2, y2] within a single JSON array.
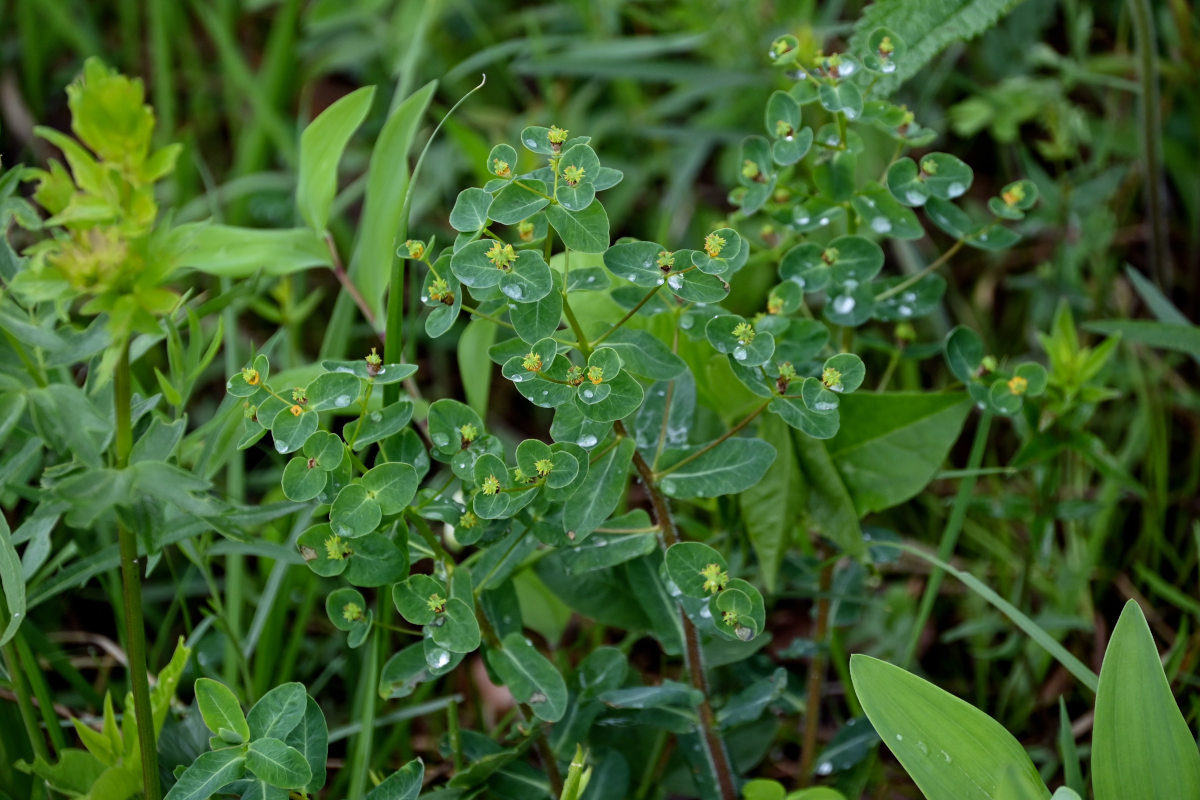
[[875, 239, 965, 302], [623, 423, 736, 800], [902, 411, 993, 668], [1, 640, 48, 762], [115, 339, 160, 800], [590, 283, 663, 348]]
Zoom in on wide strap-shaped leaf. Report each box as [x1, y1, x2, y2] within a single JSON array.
[[850, 654, 1049, 800], [297, 85, 376, 233], [1092, 600, 1200, 800]]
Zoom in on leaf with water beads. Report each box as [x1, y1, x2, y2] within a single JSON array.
[[304, 371, 360, 412], [818, 81, 864, 120], [346, 398, 414, 450], [282, 456, 328, 502], [852, 185, 924, 240], [604, 240, 671, 288], [886, 158, 930, 207], [873, 273, 946, 322], [705, 315, 775, 368], [664, 541, 729, 599], [330, 482, 381, 538], [270, 408, 318, 455], [498, 250, 553, 303], [768, 394, 840, 439], [917, 153, 973, 201], [825, 283, 877, 327], [656, 437, 776, 499]]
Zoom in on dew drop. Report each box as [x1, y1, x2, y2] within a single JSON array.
[[895, 734, 904, 742], [814, 399, 838, 412], [430, 648, 451, 669], [917, 741, 929, 755], [941, 750, 951, 763], [274, 439, 289, 454], [655, 277, 665, 286], [679, 316, 694, 329], [524, 138, 538, 149], [832, 295, 856, 315], [594, 537, 608, 548], [881, 61, 897, 74], [432, 433, 450, 447], [948, 182, 965, 198], [225, 380, 233, 390], [698, 605, 712, 619], [370, 411, 383, 422], [906, 190, 925, 205], [898, 305, 913, 318], [420, 295, 429, 303], [796, 215, 811, 225], [501, 284, 524, 300], [587, 275, 595, 283], [664, 577, 682, 597], [659, 478, 677, 495], [577, 434, 599, 448], [816, 762, 833, 776], [733, 346, 749, 362], [841, 61, 857, 76], [870, 217, 892, 234], [582, 389, 594, 400], [819, 216, 830, 226], [842, 278, 859, 289], [334, 394, 352, 408], [844, 107, 859, 120], [901, 291, 917, 302], [667, 274, 684, 290]]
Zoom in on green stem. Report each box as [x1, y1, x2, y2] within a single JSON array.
[[798, 554, 833, 784], [654, 400, 770, 480], [16, 630, 67, 754], [115, 340, 160, 800], [901, 411, 993, 668], [1128, 0, 1170, 287], [220, 275, 246, 693], [1, 639, 48, 763], [384, 254, 406, 407], [347, 597, 384, 799]]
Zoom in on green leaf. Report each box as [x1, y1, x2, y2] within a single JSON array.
[[362, 462, 418, 515], [490, 180, 550, 225], [449, 187, 493, 232], [486, 632, 569, 722], [576, 370, 644, 422], [344, 532, 410, 587], [666, 268, 729, 303], [664, 541, 728, 599], [347, 80, 436, 327], [562, 436, 634, 541], [393, 574, 447, 626], [178, 225, 330, 278], [320, 359, 417, 384], [1083, 320, 1200, 360], [739, 414, 802, 594], [850, 0, 1028, 96], [852, 184, 924, 239], [348, 399, 415, 450], [195, 678, 250, 744], [0, 515, 24, 646], [945, 325, 984, 383], [1092, 600, 1200, 800], [917, 153, 973, 200], [657, 437, 776, 499], [281, 457, 328, 502], [546, 201, 610, 253], [304, 372, 360, 412], [247, 683, 307, 741], [162, 748, 246, 800], [270, 408, 318, 455], [556, 143, 600, 211], [560, 531, 658, 574], [303, 430, 345, 470], [596, 328, 685, 380], [487, 144, 518, 177], [818, 82, 864, 120], [430, 598, 482, 654], [450, 240, 506, 290], [330, 482, 382, 538], [603, 240, 670, 287], [246, 738, 311, 790], [886, 158, 930, 206], [427, 399, 484, 456], [364, 758, 423, 800], [793, 434, 865, 556], [851, 655, 1050, 800], [827, 392, 970, 515], [499, 250, 553, 302], [511, 286, 564, 344], [297, 85, 376, 232], [769, 395, 839, 439], [814, 150, 858, 202]]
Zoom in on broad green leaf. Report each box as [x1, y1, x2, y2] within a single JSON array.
[[560, 532, 657, 574], [427, 399, 484, 456], [768, 395, 839, 439], [162, 748, 246, 800], [487, 144, 518, 177], [562, 436, 634, 540], [1092, 600, 1200, 800], [826, 393, 970, 515], [281, 457, 328, 502], [0, 515, 24, 646], [450, 239, 506, 289], [393, 574, 448, 626], [666, 266, 729, 303], [498, 250, 553, 302], [886, 157, 930, 206], [657, 437, 776, 499], [575, 370, 643, 422], [304, 372, 360, 412], [270, 409, 318, 455], [511, 285, 564, 343], [429, 597, 482, 654], [596, 328, 685, 380], [320, 359, 417, 384], [449, 187, 493, 232], [177, 225, 330, 278], [365, 758, 424, 800], [945, 325, 984, 383], [852, 184, 924, 239], [347, 399, 414, 450], [195, 678, 249, 744], [344, 532, 410, 587], [818, 81, 864, 120], [739, 415, 802, 593], [247, 683, 306, 741], [917, 153, 972, 200], [246, 738, 311, 790], [490, 179, 550, 224], [851, 655, 1049, 800], [362, 462, 418, 514], [330, 483, 382, 538], [297, 85, 376, 232], [603, 240, 670, 287], [546, 201, 610, 253], [814, 150, 858, 201], [664, 541, 728, 599], [346, 80, 436, 328], [793, 434, 865, 556], [486, 632, 569, 722]]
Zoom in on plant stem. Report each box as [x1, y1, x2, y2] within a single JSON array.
[[347, 596, 384, 800], [901, 411, 993, 668], [115, 339, 160, 800], [590, 283, 664, 348], [326, 232, 384, 340], [654, 400, 770, 480], [384, 255, 405, 406], [624, 428, 737, 800], [1128, 0, 1171, 287], [799, 554, 833, 783], [16, 631, 67, 754]]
